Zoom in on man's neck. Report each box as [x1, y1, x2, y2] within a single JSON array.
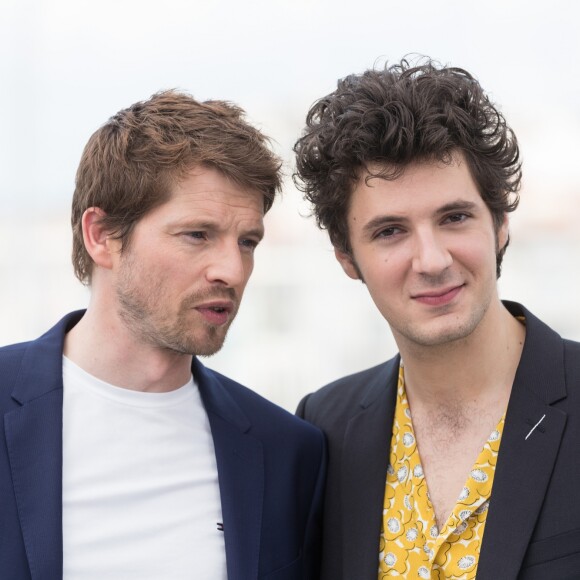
[[394, 300, 526, 528], [396, 300, 526, 413], [63, 301, 193, 394]]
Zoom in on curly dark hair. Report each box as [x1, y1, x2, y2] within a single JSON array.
[[72, 90, 282, 284], [293, 58, 521, 277]]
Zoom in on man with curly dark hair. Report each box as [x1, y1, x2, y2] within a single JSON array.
[[295, 59, 580, 580]]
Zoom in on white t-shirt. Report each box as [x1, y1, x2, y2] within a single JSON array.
[[62, 357, 227, 579]]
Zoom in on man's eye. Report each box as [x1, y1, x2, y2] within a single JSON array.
[[446, 213, 468, 224], [186, 231, 206, 239], [376, 226, 401, 238], [240, 238, 259, 250]]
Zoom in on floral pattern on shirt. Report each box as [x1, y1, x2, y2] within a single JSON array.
[[378, 365, 505, 579]]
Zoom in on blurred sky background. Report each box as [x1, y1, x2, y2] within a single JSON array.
[[1, 0, 579, 410]]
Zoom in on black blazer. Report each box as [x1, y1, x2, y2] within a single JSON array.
[[0, 311, 326, 580], [298, 301, 580, 580]]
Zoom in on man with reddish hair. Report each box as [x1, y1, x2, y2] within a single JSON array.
[[0, 91, 324, 579], [295, 59, 580, 579]]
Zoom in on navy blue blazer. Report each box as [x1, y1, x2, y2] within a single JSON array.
[[298, 301, 580, 580], [0, 311, 325, 580]]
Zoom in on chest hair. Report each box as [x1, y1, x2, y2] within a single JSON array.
[[411, 402, 498, 529]]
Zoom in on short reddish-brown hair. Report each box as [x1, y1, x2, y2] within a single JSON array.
[[72, 90, 282, 284]]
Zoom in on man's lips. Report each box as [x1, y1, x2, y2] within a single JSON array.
[[194, 301, 235, 325], [412, 285, 464, 306]]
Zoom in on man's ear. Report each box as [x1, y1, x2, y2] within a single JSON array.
[[82, 207, 119, 271], [334, 247, 361, 280]]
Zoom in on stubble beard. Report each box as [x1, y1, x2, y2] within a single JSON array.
[[394, 298, 490, 349], [115, 260, 238, 357]]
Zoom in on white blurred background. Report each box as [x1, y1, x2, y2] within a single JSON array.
[[1, 0, 579, 410]]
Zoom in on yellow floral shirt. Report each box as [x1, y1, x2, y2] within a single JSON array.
[[378, 365, 505, 579]]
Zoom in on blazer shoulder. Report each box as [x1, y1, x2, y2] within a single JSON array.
[[0, 339, 31, 360], [0, 310, 83, 391], [298, 356, 399, 428]]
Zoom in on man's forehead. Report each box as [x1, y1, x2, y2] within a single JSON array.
[[348, 155, 485, 219], [169, 168, 264, 206]]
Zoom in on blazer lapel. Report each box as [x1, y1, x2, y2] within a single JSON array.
[[477, 303, 568, 580], [342, 357, 399, 580], [4, 312, 83, 580], [194, 361, 263, 580], [5, 393, 64, 580]]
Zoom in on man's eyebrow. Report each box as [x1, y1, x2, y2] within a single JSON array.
[[435, 200, 478, 215], [242, 227, 265, 240], [173, 220, 264, 239], [361, 215, 406, 236]]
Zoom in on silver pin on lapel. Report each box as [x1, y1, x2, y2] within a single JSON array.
[[525, 414, 546, 440]]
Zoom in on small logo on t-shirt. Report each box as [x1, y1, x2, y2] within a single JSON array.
[[217, 522, 224, 532]]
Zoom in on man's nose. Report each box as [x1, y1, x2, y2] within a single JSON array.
[[205, 243, 248, 287], [411, 230, 452, 275]]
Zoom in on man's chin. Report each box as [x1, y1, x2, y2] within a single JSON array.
[[190, 329, 230, 358], [159, 329, 228, 358], [196, 343, 226, 358], [408, 323, 479, 348]]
